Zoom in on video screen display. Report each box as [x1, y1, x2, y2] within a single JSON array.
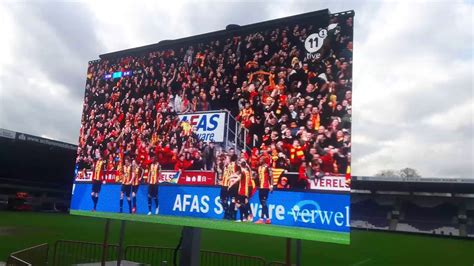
[[71, 9, 354, 244]]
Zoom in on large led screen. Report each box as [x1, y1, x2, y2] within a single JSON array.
[[71, 9, 354, 244]]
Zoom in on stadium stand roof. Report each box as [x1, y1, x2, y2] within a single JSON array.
[[0, 128, 77, 191], [352, 176, 474, 194], [0, 128, 77, 150]]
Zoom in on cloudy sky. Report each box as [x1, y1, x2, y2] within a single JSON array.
[[0, 0, 472, 178]]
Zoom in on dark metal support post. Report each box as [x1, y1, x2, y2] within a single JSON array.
[[296, 239, 302, 266], [285, 238, 292, 266], [117, 220, 126, 266], [179, 227, 201, 266], [101, 218, 111, 266]]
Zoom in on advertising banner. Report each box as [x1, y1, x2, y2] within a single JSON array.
[[159, 170, 180, 183], [157, 170, 217, 186], [74, 170, 117, 183], [75, 170, 216, 186], [159, 185, 350, 232], [276, 172, 350, 192], [178, 171, 216, 186], [178, 112, 226, 142], [310, 175, 350, 191], [71, 183, 349, 237]]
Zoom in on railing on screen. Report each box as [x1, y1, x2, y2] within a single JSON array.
[[225, 110, 250, 154]]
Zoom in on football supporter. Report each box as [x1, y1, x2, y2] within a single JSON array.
[[277, 176, 291, 189]]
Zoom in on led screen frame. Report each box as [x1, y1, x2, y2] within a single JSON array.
[[71, 9, 354, 244]]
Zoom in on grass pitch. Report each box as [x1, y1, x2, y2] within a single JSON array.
[[0, 211, 473, 265]]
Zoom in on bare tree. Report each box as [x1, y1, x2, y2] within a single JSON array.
[[399, 167, 420, 178], [374, 169, 399, 177], [374, 167, 421, 178]]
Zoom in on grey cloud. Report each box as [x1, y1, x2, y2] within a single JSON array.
[[0, 64, 82, 144], [350, 1, 473, 178], [6, 2, 103, 100]]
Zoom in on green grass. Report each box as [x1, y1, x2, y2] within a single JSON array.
[[0, 211, 473, 265], [71, 210, 349, 245]]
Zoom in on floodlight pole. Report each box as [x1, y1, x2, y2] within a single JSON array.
[[101, 218, 111, 266], [179, 226, 201, 266], [117, 220, 126, 266]]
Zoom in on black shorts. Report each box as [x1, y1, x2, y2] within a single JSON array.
[[236, 194, 247, 204], [132, 185, 139, 194], [148, 184, 158, 197], [228, 185, 238, 200], [220, 186, 228, 202], [121, 184, 131, 197], [92, 180, 102, 193], [259, 188, 269, 202]]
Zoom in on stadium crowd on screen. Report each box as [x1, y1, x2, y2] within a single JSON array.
[[76, 14, 353, 189]]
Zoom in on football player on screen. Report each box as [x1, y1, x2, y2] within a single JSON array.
[[255, 157, 273, 224], [131, 159, 142, 214], [91, 152, 106, 212], [218, 154, 230, 219], [147, 155, 161, 215], [228, 162, 250, 222], [120, 157, 133, 213], [220, 154, 237, 220], [242, 160, 255, 222]]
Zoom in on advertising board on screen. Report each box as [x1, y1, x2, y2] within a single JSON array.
[[178, 111, 226, 142], [70, 9, 354, 244]]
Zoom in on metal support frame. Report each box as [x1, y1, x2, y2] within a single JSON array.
[[296, 239, 302, 266], [179, 227, 201, 266], [101, 218, 111, 266], [285, 238, 291, 266], [117, 220, 126, 266], [285, 238, 302, 266]]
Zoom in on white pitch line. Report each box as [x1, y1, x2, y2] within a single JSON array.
[[350, 258, 373, 266]]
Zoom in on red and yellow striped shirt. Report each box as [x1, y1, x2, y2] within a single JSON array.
[[132, 167, 141, 186], [122, 165, 132, 185], [222, 162, 236, 187], [238, 170, 250, 196], [258, 165, 271, 189], [148, 163, 160, 185], [93, 160, 104, 181]]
